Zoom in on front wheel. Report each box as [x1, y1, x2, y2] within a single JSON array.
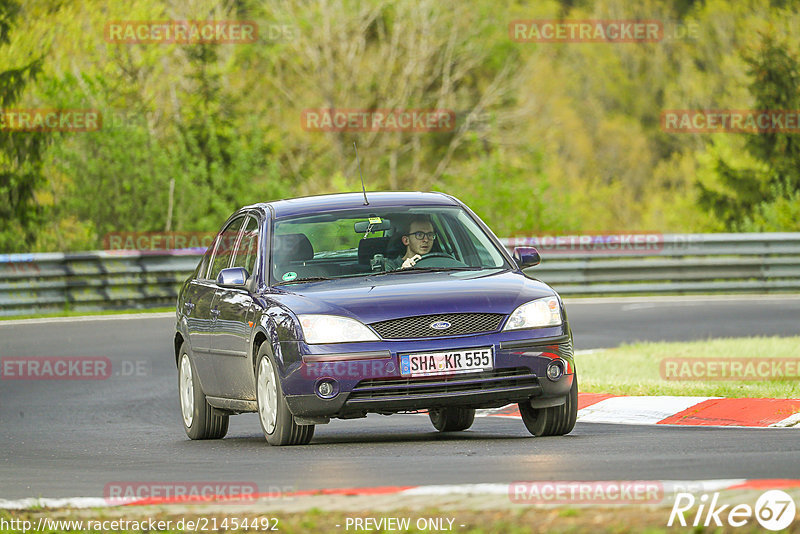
[[178, 343, 229, 440], [519, 377, 578, 437], [255, 344, 314, 446], [429, 407, 475, 432]]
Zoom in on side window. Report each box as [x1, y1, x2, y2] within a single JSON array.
[[209, 217, 245, 281], [231, 216, 260, 277], [195, 243, 215, 280]]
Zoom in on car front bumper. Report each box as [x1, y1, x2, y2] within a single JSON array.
[[282, 331, 575, 419]]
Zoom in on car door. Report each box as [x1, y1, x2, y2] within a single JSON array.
[[183, 235, 219, 390], [193, 216, 246, 397], [210, 215, 260, 400]]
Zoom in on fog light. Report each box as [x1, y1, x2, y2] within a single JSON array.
[[546, 360, 565, 381], [316, 379, 338, 399]]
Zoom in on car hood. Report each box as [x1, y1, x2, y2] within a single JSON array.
[[265, 270, 556, 324]]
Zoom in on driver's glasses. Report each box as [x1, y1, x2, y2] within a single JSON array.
[[408, 231, 437, 241]]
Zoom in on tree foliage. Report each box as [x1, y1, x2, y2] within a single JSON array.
[[1, 0, 799, 252], [698, 34, 800, 231], [0, 0, 47, 251]]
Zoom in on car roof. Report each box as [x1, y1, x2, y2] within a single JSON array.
[[245, 191, 461, 219]]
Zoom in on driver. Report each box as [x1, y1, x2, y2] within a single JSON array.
[[387, 216, 437, 269]]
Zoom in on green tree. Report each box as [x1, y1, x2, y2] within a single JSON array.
[[7, 0, 800, 251], [698, 34, 800, 230], [36, 0, 288, 248], [0, 0, 47, 252]]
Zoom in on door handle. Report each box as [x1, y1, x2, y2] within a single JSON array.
[[210, 308, 221, 318], [183, 301, 195, 314]]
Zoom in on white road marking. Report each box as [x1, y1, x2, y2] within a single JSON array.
[[771, 412, 800, 428], [576, 396, 716, 425], [0, 497, 109, 509], [0, 312, 174, 327], [0, 479, 768, 509]]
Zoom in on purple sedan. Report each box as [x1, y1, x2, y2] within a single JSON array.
[[174, 192, 576, 445]]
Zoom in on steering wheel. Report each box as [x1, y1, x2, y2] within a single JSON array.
[[413, 252, 466, 268]]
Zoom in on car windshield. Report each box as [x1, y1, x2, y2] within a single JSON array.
[[270, 206, 509, 284]]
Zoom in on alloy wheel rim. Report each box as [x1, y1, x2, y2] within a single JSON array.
[[257, 357, 278, 434], [179, 354, 194, 427]]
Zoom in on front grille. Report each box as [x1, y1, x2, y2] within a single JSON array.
[[370, 313, 504, 339], [348, 367, 537, 401]]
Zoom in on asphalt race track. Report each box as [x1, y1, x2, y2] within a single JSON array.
[[1, 296, 799, 500]]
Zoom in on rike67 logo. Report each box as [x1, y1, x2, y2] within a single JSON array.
[[668, 490, 796, 530]]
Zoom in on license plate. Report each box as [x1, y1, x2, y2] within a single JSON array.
[[399, 347, 493, 377]]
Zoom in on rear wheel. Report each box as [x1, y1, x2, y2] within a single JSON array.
[[255, 343, 314, 446], [429, 407, 475, 432], [178, 343, 229, 439], [519, 377, 578, 437]]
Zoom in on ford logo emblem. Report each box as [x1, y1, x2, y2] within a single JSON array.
[[430, 321, 451, 330]]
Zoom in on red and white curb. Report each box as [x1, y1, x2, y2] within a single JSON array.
[[3, 480, 800, 509], [479, 393, 800, 428]]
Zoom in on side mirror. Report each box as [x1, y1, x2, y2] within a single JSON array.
[[513, 247, 541, 268], [217, 267, 251, 289]]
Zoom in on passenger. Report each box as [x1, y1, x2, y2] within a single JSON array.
[[386, 216, 437, 270]]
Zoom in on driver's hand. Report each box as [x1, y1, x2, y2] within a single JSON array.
[[401, 254, 422, 269]]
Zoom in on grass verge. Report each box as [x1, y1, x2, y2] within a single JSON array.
[[577, 336, 800, 398]]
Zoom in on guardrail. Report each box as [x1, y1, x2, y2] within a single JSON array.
[[504, 233, 800, 295], [0, 233, 798, 316], [0, 250, 200, 316]]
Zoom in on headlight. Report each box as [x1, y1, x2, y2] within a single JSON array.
[[503, 297, 562, 330], [298, 314, 380, 344]]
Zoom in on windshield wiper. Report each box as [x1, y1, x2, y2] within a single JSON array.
[[274, 276, 332, 285]]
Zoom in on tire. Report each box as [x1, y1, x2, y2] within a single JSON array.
[[178, 343, 229, 440], [519, 377, 578, 437], [255, 343, 314, 446], [429, 407, 476, 432]]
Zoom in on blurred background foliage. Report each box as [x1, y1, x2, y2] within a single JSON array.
[[0, 0, 799, 252]]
